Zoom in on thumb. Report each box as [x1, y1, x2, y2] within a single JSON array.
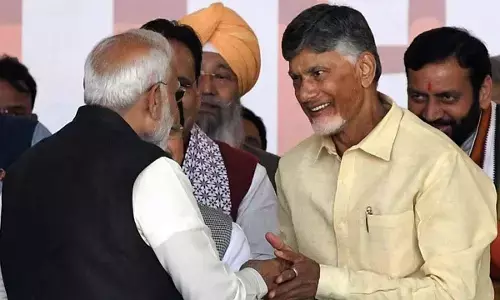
[[266, 232, 292, 251], [275, 249, 300, 263]]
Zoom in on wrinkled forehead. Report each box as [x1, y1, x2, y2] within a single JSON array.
[[407, 60, 471, 91], [201, 51, 234, 74], [288, 49, 353, 74]]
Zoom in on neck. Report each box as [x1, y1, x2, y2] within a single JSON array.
[[332, 90, 388, 156]]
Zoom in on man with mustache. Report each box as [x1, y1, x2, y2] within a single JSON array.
[[142, 12, 278, 261], [0, 29, 285, 300], [180, 2, 280, 191], [404, 27, 500, 292], [265, 4, 496, 300]]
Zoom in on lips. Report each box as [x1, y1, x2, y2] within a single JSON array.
[[435, 124, 452, 136], [199, 103, 219, 114]]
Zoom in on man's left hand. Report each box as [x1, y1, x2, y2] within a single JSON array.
[[265, 233, 320, 300]]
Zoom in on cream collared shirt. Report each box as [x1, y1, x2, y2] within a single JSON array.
[[277, 98, 497, 299]]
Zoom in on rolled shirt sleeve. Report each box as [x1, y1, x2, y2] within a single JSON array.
[[132, 157, 268, 300]]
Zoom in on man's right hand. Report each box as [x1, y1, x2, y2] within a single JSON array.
[[242, 259, 290, 290]]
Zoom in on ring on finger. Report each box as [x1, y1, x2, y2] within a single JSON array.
[[292, 267, 299, 277]]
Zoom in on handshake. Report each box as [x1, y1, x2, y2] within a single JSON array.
[[242, 233, 320, 300]]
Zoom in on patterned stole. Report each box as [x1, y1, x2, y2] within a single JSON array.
[[182, 125, 232, 215], [470, 105, 492, 167]]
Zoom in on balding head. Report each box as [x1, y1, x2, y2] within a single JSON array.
[[83, 29, 179, 149], [84, 29, 173, 110]]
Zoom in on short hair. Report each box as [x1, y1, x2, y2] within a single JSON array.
[[83, 29, 173, 111], [491, 55, 500, 84], [282, 4, 382, 82], [242, 106, 267, 150], [404, 27, 491, 100], [0, 55, 37, 107], [141, 19, 202, 80]]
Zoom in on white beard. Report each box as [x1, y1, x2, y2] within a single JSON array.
[[311, 115, 346, 136], [142, 103, 173, 150]]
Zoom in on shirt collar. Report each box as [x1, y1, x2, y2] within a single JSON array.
[[314, 93, 403, 162]]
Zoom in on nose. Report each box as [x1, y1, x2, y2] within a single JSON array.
[[297, 79, 319, 103], [198, 72, 216, 96], [422, 99, 444, 122]]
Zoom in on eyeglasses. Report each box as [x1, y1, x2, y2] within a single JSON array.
[[155, 82, 185, 103], [153, 81, 185, 127], [175, 87, 186, 103]]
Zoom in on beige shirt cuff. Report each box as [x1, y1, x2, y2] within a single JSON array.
[[239, 268, 268, 298], [316, 264, 349, 299]]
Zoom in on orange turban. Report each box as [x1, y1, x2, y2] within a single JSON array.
[[180, 2, 261, 96]]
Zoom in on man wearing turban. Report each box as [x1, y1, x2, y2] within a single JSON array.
[[139, 4, 277, 261], [180, 2, 280, 191]]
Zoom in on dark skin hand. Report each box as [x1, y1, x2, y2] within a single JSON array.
[[242, 258, 291, 292], [265, 233, 320, 300]]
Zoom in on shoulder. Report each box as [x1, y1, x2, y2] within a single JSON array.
[[31, 122, 52, 146], [243, 144, 280, 161], [279, 134, 322, 173], [396, 110, 488, 181], [216, 140, 259, 168], [396, 109, 465, 158]]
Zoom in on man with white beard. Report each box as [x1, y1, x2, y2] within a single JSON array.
[[0, 29, 287, 300], [180, 4, 280, 190]]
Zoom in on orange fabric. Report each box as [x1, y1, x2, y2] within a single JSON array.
[[468, 106, 500, 281], [470, 105, 491, 167], [179, 2, 261, 96]]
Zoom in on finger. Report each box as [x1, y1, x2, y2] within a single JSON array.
[[268, 278, 302, 299], [272, 287, 309, 300], [275, 249, 301, 262], [275, 268, 296, 284], [265, 232, 292, 251]]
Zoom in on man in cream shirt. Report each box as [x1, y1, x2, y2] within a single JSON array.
[[264, 4, 498, 300]]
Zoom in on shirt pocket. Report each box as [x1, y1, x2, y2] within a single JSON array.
[[366, 210, 422, 277]]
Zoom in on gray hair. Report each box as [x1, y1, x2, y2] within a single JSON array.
[[83, 29, 173, 111], [491, 55, 500, 84], [282, 4, 382, 82]]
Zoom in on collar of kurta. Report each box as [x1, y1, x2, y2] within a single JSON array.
[[315, 93, 401, 162], [461, 102, 496, 181], [181, 124, 232, 215]]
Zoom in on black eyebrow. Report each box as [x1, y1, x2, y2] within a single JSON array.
[[434, 91, 462, 98], [407, 87, 426, 95]]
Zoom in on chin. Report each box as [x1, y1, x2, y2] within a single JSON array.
[[311, 117, 346, 136]]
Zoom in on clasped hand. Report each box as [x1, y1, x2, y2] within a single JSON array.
[[244, 233, 320, 300]]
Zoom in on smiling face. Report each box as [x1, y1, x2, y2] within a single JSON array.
[[288, 49, 364, 136], [407, 58, 491, 146]]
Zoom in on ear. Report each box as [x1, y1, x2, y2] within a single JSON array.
[[146, 83, 162, 121], [479, 75, 493, 110], [357, 52, 376, 88]]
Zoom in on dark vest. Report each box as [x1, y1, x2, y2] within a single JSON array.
[[215, 141, 258, 221], [0, 105, 183, 300]]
